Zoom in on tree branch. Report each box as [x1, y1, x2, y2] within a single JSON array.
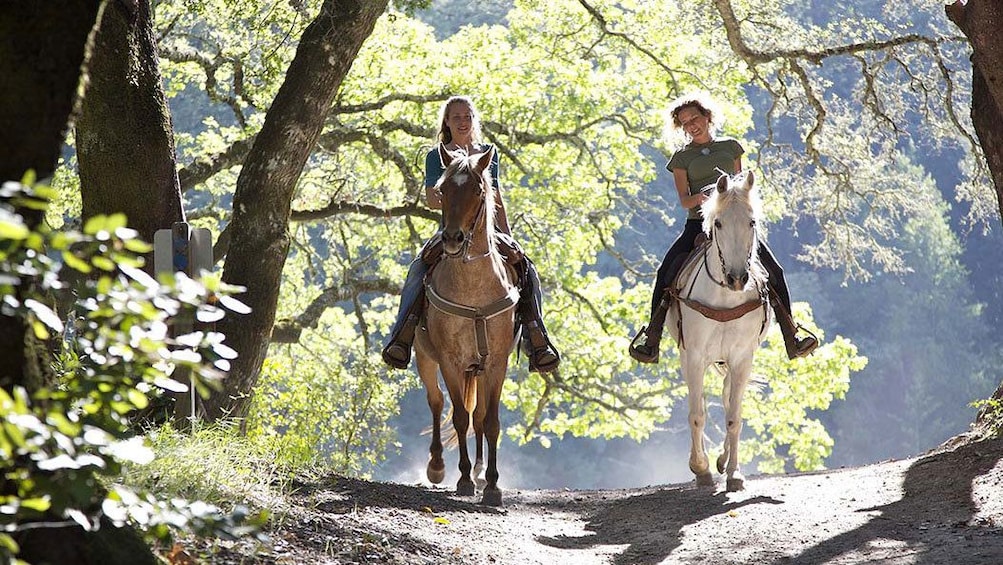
[[271, 276, 399, 343]]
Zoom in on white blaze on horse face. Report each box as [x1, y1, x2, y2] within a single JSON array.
[[715, 194, 758, 291], [452, 172, 470, 187]]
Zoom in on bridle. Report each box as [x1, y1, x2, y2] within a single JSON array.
[[440, 171, 491, 263], [703, 220, 758, 291]]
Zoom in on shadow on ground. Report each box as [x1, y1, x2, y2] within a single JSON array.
[[536, 484, 782, 565]]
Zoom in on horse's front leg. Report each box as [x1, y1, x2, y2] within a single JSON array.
[[683, 354, 713, 487], [718, 360, 752, 492], [473, 408, 486, 489], [446, 371, 475, 496], [479, 378, 503, 506], [417, 356, 445, 484]]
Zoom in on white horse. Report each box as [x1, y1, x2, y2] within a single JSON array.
[[666, 171, 772, 491]]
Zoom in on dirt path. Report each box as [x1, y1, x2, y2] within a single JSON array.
[[196, 434, 1003, 564]]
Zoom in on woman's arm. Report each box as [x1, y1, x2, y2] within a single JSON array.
[[425, 184, 442, 209], [493, 187, 511, 234], [673, 168, 708, 210]]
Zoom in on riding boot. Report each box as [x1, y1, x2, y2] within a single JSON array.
[[770, 292, 818, 360], [382, 306, 422, 369], [629, 296, 669, 364], [518, 259, 560, 373], [382, 258, 429, 369]]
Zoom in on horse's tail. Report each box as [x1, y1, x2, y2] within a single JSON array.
[[438, 385, 477, 449], [462, 373, 478, 420]]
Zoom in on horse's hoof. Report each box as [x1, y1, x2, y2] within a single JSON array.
[[726, 477, 745, 492], [427, 461, 446, 484], [473, 463, 486, 489], [695, 472, 715, 488], [716, 453, 727, 475], [456, 479, 475, 497], [480, 487, 502, 506], [689, 457, 710, 477]]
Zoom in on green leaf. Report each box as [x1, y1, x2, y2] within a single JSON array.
[[91, 256, 116, 271], [19, 497, 51, 512], [0, 532, 19, 553], [127, 388, 149, 410], [0, 220, 29, 240], [62, 250, 92, 273], [30, 319, 50, 340]]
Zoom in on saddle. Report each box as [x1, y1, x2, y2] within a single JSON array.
[[670, 233, 712, 293]]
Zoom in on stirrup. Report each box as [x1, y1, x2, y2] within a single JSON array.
[[381, 341, 411, 369], [524, 324, 560, 373], [789, 325, 819, 359], [528, 345, 560, 373], [628, 325, 659, 364]]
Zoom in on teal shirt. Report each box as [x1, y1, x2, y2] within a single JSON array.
[[666, 137, 744, 219]]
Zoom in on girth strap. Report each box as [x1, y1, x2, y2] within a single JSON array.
[[425, 284, 520, 376]]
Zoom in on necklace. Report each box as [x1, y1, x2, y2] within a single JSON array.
[[693, 139, 714, 155]]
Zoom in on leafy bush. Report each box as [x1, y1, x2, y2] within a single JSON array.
[[0, 178, 265, 562]]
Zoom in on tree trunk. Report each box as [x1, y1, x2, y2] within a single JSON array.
[[0, 1, 101, 392], [0, 2, 159, 563], [76, 0, 185, 248], [0, 1, 99, 183], [946, 0, 1003, 219], [202, 0, 390, 421]]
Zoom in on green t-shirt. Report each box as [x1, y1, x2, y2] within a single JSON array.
[[666, 137, 745, 219]]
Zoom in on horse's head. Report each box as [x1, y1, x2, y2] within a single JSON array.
[[435, 143, 495, 258], [701, 171, 765, 292]]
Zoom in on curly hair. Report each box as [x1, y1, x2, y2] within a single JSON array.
[[665, 92, 723, 143]]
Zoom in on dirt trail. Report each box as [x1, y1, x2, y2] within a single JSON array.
[[195, 434, 1003, 564]]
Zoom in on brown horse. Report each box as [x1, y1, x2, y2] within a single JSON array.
[[413, 144, 519, 506]]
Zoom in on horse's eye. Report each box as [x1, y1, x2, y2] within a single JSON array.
[[750, 220, 756, 228], [714, 220, 722, 229]]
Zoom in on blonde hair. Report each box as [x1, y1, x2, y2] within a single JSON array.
[[435, 96, 484, 145]]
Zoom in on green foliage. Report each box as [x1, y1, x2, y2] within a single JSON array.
[[972, 396, 1003, 439], [741, 305, 865, 473], [246, 350, 407, 476], [142, 0, 874, 478], [0, 180, 263, 561], [120, 423, 282, 525]]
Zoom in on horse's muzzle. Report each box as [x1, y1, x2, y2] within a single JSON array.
[[441, 228, 465, 256], [725, 271, 749, 291]]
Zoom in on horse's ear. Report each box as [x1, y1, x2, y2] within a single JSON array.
[[474, 144, 495, 173], [744, 170, 755, 191], [716, 174, 729, 193], [438, 142, 456, 167]]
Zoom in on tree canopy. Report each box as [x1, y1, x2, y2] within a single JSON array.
[[48, 0, 1001, 479]]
